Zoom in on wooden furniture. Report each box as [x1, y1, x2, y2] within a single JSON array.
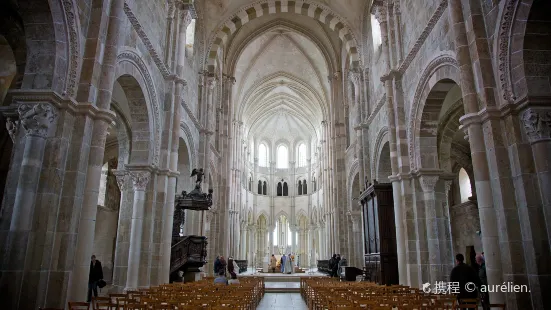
[[359, 182, 399, 285], [316, 260, 330, 274]]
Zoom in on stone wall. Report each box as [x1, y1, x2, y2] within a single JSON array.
[[449, 200, 482, 258]]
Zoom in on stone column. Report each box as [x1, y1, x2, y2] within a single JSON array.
[[0, 103, 57, 308], [521, 108, 551, 244], [418, 174, 442, 283], [373, 3, 408, 286], [125, 171, 151, 291], [111, 170, 133, 291], [448, 0, 504, 304]]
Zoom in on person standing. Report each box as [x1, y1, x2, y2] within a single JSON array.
[[328, 254, 337, 277], [219, 256, 227, 276], [270, 254, 277, 273], [285, 253, 293, 274], [214, 256, 220, 274], [450, 254, 480, 303], [87, 255, 103, 303], [281, 254, 286, 273], [476, 254, 489, 309], [227, 256, 235, 276]]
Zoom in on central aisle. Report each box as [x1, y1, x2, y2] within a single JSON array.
[[256, 293, 307, 310]]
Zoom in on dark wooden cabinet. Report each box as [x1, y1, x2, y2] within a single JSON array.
[[359, 183, 398, 285]]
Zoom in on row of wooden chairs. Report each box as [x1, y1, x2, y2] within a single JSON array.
[[300, 278, 507, 310], [63, 277, 264, 310]]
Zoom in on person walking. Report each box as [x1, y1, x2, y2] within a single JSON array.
[[87, 255, 103, 303], [476, 254, 489, 309], [450, 254, 480, 305]]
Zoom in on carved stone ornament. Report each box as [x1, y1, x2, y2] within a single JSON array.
[[113, 170, 130, 191], [5, 117, 19, 142], [130, 171, 151, 191], [372, 4, 387, 24], [419, 175, 439, 193], [522, 108, 551, 143], [18, 103, 58, 138]]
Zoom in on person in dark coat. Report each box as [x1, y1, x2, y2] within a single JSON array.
[[214, 256, 220, 274], [476, 254, 489, 309], [450, 254, 480, 303], [219, 256, 227, 276], [87, 255, 104, 303], [227, 257, 235, 276], [328, 254, 337, 277]]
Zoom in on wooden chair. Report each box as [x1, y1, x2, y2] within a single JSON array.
[[92, 296, 112, 310], [68, 302, 91, 310]]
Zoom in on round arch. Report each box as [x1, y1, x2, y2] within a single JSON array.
[[408, 54, 460, 171], [205, 0, 361, 73], [116, 50, 161, 166]]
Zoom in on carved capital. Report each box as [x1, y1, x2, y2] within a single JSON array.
[[206, 76, 217, 90], [5, 117, 20, 142], [372, 2, 387, 25], [18, 103, 58, 138], [130, 171, 151, 191], [419, 175, 439, 193], [113, 170, 131, 191], [521, 108, 551, 143]]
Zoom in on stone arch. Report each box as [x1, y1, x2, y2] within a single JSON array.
[[225, 19, 337, 78], [408, 54, 460, 171], [0, 2, 25, 98], [116, 50, 161, 166], [371, 126, 388, 180], [17, 0, 69, 93], [205, 0, 360, 72], [179, 121, 197, 170], [436, 99, 464, 173], [109, 102, 132, 169], [376, 141, 391, 183], [177, 137, 192, 193], [113, 74, 153, 165], [347, 159, 359, 201]]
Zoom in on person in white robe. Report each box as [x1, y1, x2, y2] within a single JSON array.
[[285, 254, 293, 274]]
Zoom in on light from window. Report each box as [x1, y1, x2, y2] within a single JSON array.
[[97, 162, 108, 206], [185, 19, 196, 52], [277, 145, 288, 168], [297, 143, 307, 167], [371, 14, 382, 49], [259, 143, 268, 167], [459, 168, 472, 203]]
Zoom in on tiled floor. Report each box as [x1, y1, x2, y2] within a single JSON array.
[[257, 293, 307, 310]]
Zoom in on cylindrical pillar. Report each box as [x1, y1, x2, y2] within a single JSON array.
[[125, 171, 151, 291]]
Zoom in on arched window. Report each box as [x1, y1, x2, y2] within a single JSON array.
[[371, 14, 382, 50], [277, 182, 283, 196], [459, 168, 472, 203], [303, 180, 307, 195], [185, 19, 196, 55], [297, 143, 307, 167], [258, 180, 262, 195], [277, 145, 288, 168], [259, 143, 268, 167], [298, 181, 303, 195], [283, 182, 288, 196], [263, 181, 267, 195]]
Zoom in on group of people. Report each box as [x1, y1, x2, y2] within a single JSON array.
[[328, 254, 347, 278], [213, 255, 240, 285], [450, 253, 488, 308], [269, 253, 295, 274]]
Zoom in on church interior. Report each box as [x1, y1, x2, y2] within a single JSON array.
[[0, 0, 550, 309]]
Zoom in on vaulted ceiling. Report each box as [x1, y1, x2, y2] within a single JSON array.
[[234, 25, 329, 144]]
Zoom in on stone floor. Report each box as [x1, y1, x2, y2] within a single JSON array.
[[264, 282, 301, 289], [256, 293, 307, 310]]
